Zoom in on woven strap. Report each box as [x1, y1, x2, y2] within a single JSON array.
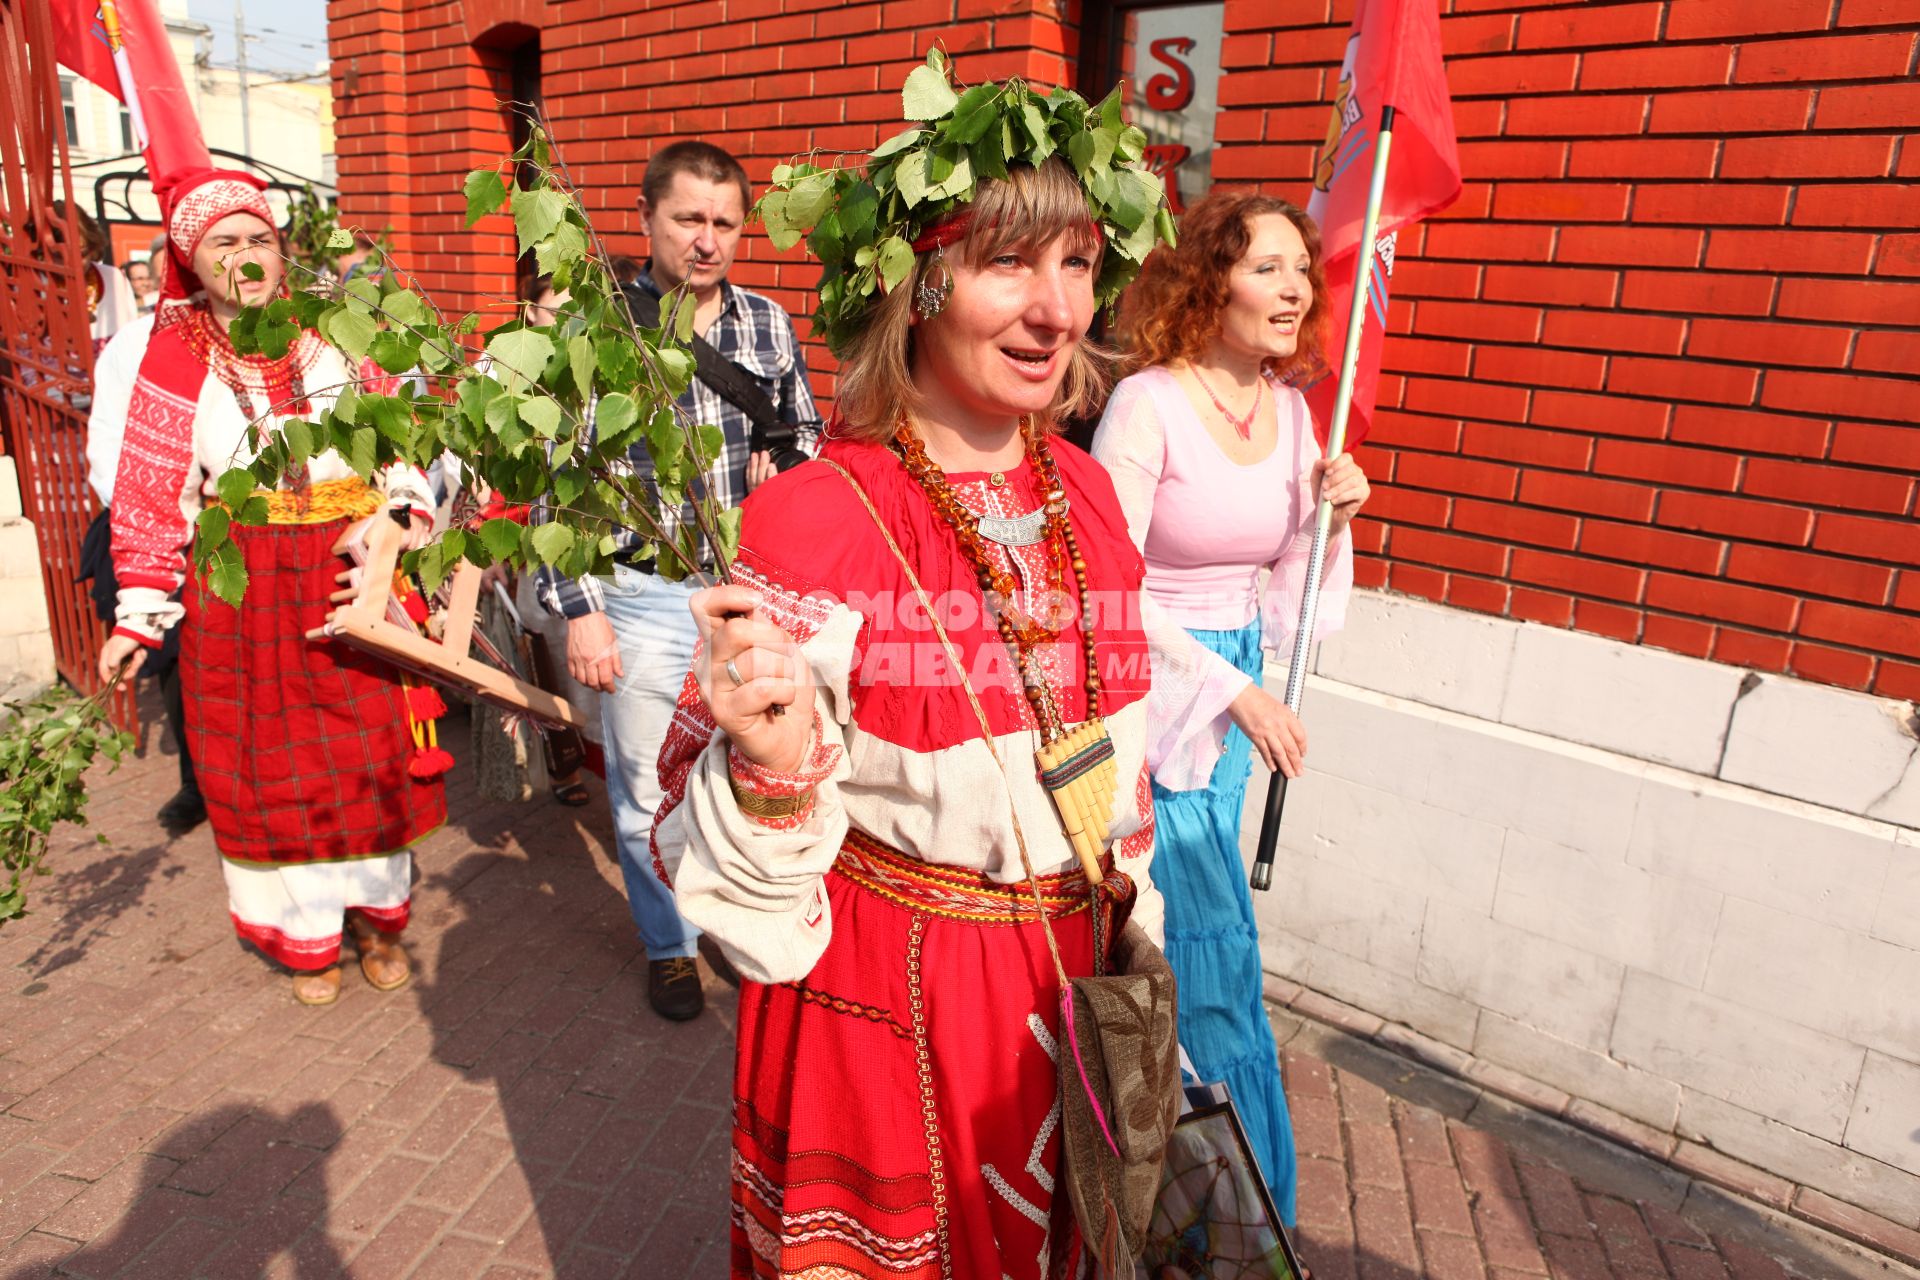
[[818, 458, 1085, 989]]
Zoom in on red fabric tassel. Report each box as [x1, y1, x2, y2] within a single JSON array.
[[407, 683, 448, 722], [409, 747, 455, 779]]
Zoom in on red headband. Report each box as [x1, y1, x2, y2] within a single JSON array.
[[908, 208, 1105, 255]]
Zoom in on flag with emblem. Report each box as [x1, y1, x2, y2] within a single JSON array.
[[1302, 0, 1462, 448], [49, 0, 210, 181]]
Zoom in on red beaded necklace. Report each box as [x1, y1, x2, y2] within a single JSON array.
[[1190, 365, 1264, 441], [891, 416, 1119, 870], [889, 416, 1103, 741]]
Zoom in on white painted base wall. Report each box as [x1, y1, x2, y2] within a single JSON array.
[[0, 458, 56, 700], [1242, 590, 1920, 1228]]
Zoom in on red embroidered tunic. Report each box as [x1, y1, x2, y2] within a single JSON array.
[[654, 435, 1164, 983]]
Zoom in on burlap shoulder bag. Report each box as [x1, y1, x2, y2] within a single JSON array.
[[821, 459, 1182, 1276]]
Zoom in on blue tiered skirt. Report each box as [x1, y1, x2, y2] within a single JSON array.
[[1152, 619, 1299, 1226]]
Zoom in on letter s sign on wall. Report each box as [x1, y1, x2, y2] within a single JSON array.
[[1144, 37, 1196, 113]]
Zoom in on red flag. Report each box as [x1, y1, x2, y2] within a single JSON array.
[[48, 0, 210, 183], [1302, 0, 1461, 448]]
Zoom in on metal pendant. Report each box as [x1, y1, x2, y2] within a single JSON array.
[[974, 500, 1061, 547], [914, 275, 949, 318]]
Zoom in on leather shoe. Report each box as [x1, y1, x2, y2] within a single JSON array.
[[157, 789, 207, 836], [648, 956, 704, 1022]]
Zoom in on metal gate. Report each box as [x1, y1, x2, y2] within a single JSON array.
[[0, 0, 132, 726]]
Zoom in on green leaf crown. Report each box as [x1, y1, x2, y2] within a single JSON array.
[[756, 51, 1178, 356]]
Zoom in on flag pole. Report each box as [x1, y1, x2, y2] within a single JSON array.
[[1251, 104, 1396, 892]]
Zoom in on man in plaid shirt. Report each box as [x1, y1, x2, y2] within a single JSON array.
[[539, 141, 822, 1022]]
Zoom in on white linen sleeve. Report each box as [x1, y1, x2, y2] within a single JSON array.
[[1261, 408, 1353, 657], [85, 317, 153, 506], [1090, 378, 1254, 793], [669, 604, 863, 984]]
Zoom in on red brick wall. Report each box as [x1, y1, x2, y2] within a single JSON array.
[[333, 0, 1920, 699], [1218, 0, 1920, 699], [329, 0, 1081, 373]]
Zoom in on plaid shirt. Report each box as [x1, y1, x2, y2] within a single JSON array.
[[537, 263, 823, 619]]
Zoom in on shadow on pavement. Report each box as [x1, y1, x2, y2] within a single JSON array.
[[7, 1102, 350, 1280], [403, 705, 736, 1276]]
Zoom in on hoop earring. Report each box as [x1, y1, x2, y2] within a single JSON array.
[[914, 249, 951, 319]]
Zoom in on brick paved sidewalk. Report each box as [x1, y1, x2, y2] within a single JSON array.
[[0, 704, 1910, 1279]]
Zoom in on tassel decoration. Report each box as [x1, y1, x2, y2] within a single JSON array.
[[407, 683, 448, 722], [409, 745, 455, 779], [403, 677, 453, 780]]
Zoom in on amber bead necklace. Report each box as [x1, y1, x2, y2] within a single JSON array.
[[889, 415, 1103, 742]]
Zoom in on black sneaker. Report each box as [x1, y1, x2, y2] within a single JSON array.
[[648, 956, 705, 1022], [157, 789, 207, 837]]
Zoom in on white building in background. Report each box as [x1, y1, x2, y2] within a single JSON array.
[[54, 0, 334, 261]]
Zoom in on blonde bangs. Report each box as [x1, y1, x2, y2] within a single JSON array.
[[949, 160, 1104, 268]]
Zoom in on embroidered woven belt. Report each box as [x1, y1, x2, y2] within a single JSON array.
[[236, 477, 384, 527], [834, 828, 1124, 926]]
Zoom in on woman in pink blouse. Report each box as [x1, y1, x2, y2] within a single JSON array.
[[1091, 189, 1369, 1225]]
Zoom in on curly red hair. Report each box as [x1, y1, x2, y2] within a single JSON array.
[[1119, 189, 1330, 381]]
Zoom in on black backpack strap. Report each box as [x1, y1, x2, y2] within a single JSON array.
[[620, 283, 806, 469]]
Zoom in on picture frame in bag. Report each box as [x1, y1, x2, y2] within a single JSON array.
[[1139, 1097, 1307, 1280]]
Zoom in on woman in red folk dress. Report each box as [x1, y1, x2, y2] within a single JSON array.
[[650, 81, 1177, 1278], [94, 169, 445, 1007]]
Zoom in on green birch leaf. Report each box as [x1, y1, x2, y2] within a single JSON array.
[[784, 177, 834, 233], [520, 395, 562, 439], [239, 261, 264, 282], [924, 150, 973, 201], [902, 63, 958, 121], [215, 468, 257, 511], [715, 505, 743, 567], [485, 329, 556, 394], [896, 150, 931, 208], [760, 192, 802, 251], [343, 277, 381, 315], [656, 345, 693, 393], [326, 307, 376, 361], [478, 517, 522, 562], [695, 423, 725, 466], [533, 219, 589, 275], [361, 393, 412, 443], [195, 506, 230, 548], [530, 521, 574, 565], [208, 541, 249, 605], [369, 329, 417, 375], [876, 235, 914, 293], [239, 495, 271, 526], [326, 227, 353, 250], [346, 427, 378, 477], [381, 288, 428, 327], [513, 187, 568, 255], [485, 393, 529, 451], [869, 127, 924, 160], [282, 418, 315, 469], [1021, 103, 1051, 158], [595, 391, 638, 441], [414, 538, 450, 593], [568, 334, 594, 396]]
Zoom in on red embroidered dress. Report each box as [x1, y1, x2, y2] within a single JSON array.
[[653, 436, 1163, 1280], [96, 170, 443, 970]]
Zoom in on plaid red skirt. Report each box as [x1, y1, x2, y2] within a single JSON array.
[[731, 831, 1127, 1280], [182, 516, 444, 865]]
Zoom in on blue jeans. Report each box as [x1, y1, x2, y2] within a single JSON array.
[[598, 565, 701, 960]]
